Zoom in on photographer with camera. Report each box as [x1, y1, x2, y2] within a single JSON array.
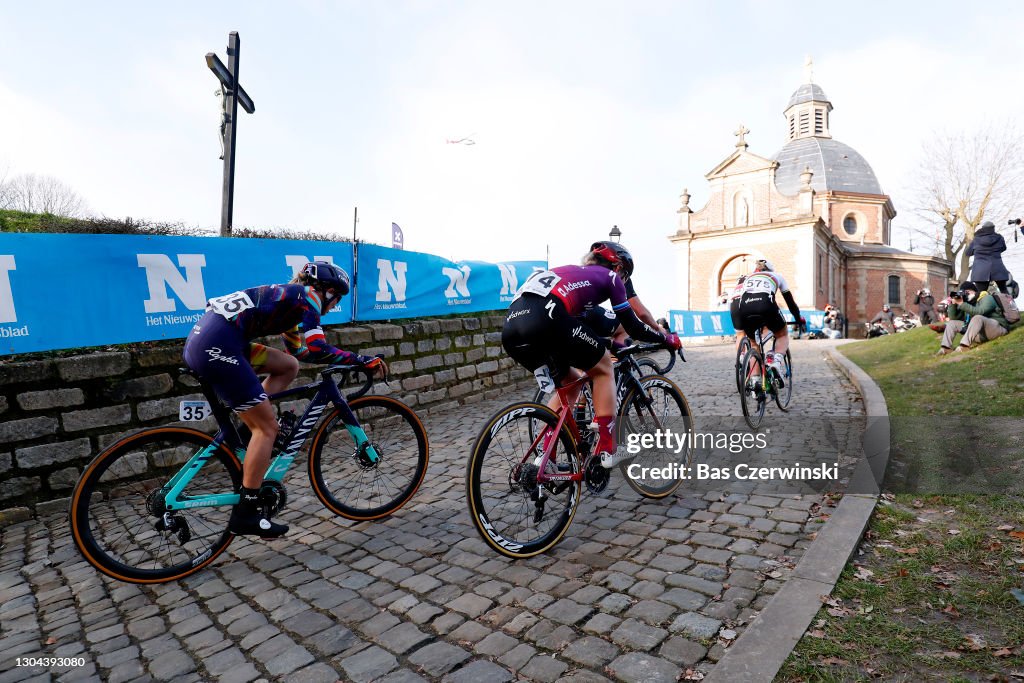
[[869, 303, 896, 335], [937, 281, 1011, 354], [966, 221, 1010, 294], [913, 288, 936, 325]]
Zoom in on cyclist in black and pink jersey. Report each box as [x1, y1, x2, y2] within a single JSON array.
[[736, 259, 802, 381], [502, 241, 682, 468], [183, 261, 385, 537]]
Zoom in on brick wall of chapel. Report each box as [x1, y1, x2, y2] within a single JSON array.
[[689, 238, 802, 309]]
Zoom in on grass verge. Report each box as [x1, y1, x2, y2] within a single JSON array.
[[776, 327, 1024, 682]]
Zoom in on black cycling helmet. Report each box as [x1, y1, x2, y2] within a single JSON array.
[[589, 241, 635, 280], [300, 261, 350, 313]]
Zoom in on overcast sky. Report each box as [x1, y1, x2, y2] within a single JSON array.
[[2, 1, 1023, 316]]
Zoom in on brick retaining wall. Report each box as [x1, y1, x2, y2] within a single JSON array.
[[0, 313, 530, 523]]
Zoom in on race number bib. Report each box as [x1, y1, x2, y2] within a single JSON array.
[[208, 291, 255, 320], [179, 400, 211, 421], [533, 365, 555, 393], [515, 270, 562, 300]]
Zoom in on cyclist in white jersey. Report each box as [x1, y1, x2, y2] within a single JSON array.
[[736, 259, 802, 378]]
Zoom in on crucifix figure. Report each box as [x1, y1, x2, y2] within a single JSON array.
[[206, 32, 256, 236], [734, 124, 750, 149]]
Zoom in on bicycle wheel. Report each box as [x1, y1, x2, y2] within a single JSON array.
[[309, 396, 429, 521], [739, 348, 767, 430], [617, 375, 693, 498], [635, 357, 661, 377], [734, 336, 751, 394], [69, 427, 241, 584], [467, 402, 582, 559], [773, 349, 793, 411]]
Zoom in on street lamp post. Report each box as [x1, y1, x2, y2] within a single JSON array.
[[609, 225, 622, 242]]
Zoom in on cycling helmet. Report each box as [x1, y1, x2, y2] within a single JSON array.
[[300, 261, 350, 312], [755, 258, 774, 272], [882, 303, 890, 311], [589, 241, 634, 280]]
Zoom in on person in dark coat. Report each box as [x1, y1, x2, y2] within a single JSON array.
[[966, 221, 1009, 293], [913, 288, 936, 325]]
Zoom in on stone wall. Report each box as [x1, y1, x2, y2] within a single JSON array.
[[0, 313, 530, 522]]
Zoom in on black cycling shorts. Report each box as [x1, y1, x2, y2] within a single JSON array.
[[182, 312, 269, 413], [729, 298, 742, 331], [579, 306, 620, 337], [502, 295, 607, 381], [737, 292, 786, 338]]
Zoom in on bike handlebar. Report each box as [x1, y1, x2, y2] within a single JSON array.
[[321, 354, 386, 400]]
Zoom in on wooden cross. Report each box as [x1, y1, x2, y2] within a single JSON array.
[[206, 32, 256, 237]]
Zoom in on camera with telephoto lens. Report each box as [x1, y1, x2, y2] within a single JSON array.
[[1009, 218, 1022, 226], [950, 290, 964, 299]]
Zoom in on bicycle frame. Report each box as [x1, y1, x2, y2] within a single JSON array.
[[160, 368, 377, 512], [529, 356, 650, 486]]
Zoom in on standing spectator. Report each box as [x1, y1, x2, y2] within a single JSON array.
[[939, 281, 1012, 354], [967, 221, 1010, 294], [913, 288, 936, 325], [824, 304, 844, 339], [870, 303, 895, 334]]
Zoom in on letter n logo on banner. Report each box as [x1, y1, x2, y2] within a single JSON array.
[[497, 264, 518, 295], [691, 315, 704, 334], [711, 315, 724, 333], [0, 255, 17, 323], [285, 255, 335, 278], [442, 265, 471, 297], [672, 313, 684, 335], [137, 254, 208, 313], [376, 259, 408, 302]]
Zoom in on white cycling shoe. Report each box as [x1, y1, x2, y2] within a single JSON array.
[[599, 448, 629, 469]]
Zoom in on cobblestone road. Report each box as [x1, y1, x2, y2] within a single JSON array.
[[0, 339, 862, 683]]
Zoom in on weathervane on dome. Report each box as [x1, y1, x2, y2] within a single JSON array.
[[804, 55, 814, 83]]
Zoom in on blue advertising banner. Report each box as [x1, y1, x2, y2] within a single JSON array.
[[0, 233, 354, 356], [668, 309, 826, 338], [356, 243, 545, 321]]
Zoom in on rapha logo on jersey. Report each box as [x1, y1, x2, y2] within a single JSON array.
[[375, 259, 408, 310], [498, 264, 518, 302], [205, 347, 239, 365], [0, 254, 30, 339], [571, 325, 600, 349], [138, 254, 207, 328], [442, 265, 472, 305]]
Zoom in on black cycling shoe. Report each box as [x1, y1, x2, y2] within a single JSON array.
[[228, 507, 289, 538]]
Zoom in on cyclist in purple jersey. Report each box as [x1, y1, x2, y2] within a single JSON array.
[[502, 242, 682, 468], [183, 261, 385, 537]]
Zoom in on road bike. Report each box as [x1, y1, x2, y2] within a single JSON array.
[[69, 362, 428, 584], [466, 344, 693, 559], [738, 327, 793, 430]]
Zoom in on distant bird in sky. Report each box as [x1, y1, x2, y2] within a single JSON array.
[[445, 134, 476, 145]]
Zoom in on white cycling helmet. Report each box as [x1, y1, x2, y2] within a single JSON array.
[[755, 258, 774, 272]]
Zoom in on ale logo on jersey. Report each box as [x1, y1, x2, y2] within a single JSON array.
[[375, 259, 408, 310], [443, 265, 472, 306], [0, 255, 30, 338]]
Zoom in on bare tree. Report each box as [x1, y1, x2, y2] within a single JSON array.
[[0, 173, 89, 218], [905, 121, 1024, 282]]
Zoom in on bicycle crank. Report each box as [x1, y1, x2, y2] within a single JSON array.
[[584, 456, 610, 493], [258, 480, 288, 516]]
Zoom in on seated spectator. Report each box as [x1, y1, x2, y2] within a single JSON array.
[[937, 281, 1011, 354], [870, 304, 895, 334]]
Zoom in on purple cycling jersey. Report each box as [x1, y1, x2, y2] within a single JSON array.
[[206, 283, 359, 364], [513, 264, 663, 343]]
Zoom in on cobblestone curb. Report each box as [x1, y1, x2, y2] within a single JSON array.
[[706, 343, 890, 683]]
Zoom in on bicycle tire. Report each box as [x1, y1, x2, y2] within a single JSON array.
[[309, 396, 429, 521], [739, 348, 767, 430], [635, 357, 661, 377], [617, 375, 693, 498], [466, 402, 582, 559], [735, 336, 752, 394], [69, 427, 241, 584], [774, 349, 793, 411]]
